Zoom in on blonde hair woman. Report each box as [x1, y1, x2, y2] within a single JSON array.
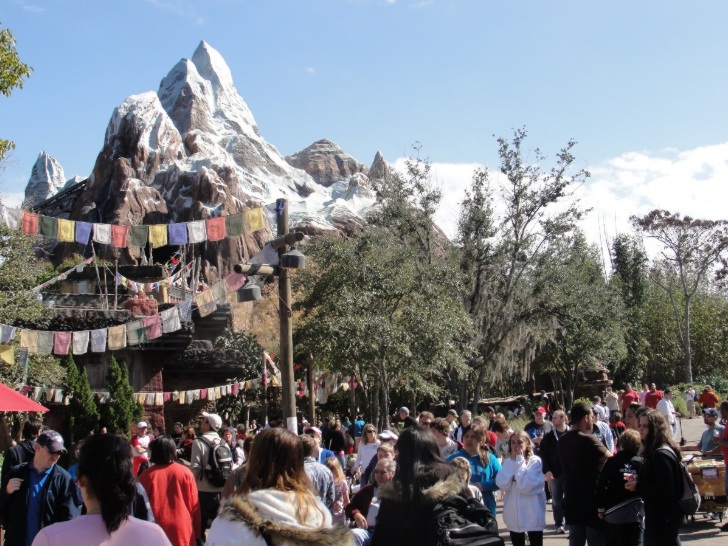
[[353, 424, 380, 478], [495, 430, 546, 546], [207, 428, 352, 546]]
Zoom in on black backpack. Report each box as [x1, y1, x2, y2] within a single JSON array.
[[199, 436, 233, 487], [658, 447, 700, 516], [431, 494, 503, 546]]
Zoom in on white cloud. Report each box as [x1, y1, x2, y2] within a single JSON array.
[[13, 0, 44, 13], [306, 67, 316, 75], [409, 1, 434, 8], [391, 141, 728, 258]]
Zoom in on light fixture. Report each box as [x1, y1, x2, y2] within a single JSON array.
[[237, 283, 262, 302], [281, 248, 306, 269]]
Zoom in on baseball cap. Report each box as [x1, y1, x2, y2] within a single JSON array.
[[535, 407, 546, 414], [201, 411, 222, 431], [378, 430, 399, 441], [704, 408, 719, 417], [304, 426, 322, 435], [37, 430, 67, 454], [398, 407, 410, 414], [137, 421, 148, 429], [447, 409, 458, 416]]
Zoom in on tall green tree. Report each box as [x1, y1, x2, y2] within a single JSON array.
[[101, 357, 142, 436], [630, 210, 728, 382], [457, 127, 590, 409], [367, 144, 443, 266], [64, 355, 99, 443], [610, 234, 649, 385], [212, 327, 264, 421], [0, 23, 32, 160], [294, 228, 470, 430], [532, 232, 626, 407]]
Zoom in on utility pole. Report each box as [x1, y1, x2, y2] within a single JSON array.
[[234, 200, 305, 434], [277, 198, 297, 433]]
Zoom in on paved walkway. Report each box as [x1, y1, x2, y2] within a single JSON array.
[[493, 415, 727, 545]]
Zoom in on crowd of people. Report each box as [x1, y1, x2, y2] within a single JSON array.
[[0, 382, 726, 546]]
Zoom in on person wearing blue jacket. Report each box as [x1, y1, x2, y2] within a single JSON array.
[[445, 423, 501, 515], [0, 430, 81, 546]]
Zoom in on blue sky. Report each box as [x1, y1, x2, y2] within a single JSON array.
[[2, 0, 727, 247]]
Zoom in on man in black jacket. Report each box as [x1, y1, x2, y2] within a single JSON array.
[[541, 409, 568, 534], [0, 430, 81, 546], [1, 419, 42, 490]]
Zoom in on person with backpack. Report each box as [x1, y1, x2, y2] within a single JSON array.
[[371, 426, 482, 546], [495, 430, 546, 546], [191, 411, 231, 534], [624, 408, 684, 546]]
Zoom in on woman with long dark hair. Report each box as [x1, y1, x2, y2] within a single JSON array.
[[207, 427, 352, 546], [625, 408, 683, 546], [31, 434, 171, 546], [371, 426, 466, 546], [138, 436, 201, 546], [623, 403, 645, 431]]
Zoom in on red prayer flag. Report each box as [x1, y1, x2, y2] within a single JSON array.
[[111, 225, 130, 248], [22, 212, 39, 235], [205, 217, 226, 241]]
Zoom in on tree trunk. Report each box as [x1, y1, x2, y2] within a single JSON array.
[[683, 298, 693, 383], [471, 365, 486, 413]]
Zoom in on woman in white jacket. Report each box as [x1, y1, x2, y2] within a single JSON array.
[[207, 427, 353, 546], [495, 430, 546, 546]]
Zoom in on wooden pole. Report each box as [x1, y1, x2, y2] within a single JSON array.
[[277, 198, 297, 433]]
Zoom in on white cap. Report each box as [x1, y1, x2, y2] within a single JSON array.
[[201, 412, 222, 431], [378, 430, 399, 441], [137, 421, 148, 429]]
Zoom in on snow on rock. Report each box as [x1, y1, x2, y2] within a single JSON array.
[[24, 151, 67, 207], [28, 41, 385, 276]]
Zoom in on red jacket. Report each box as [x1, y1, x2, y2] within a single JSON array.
[[345, 483, 376, 520], [138, 462, 201, 546], [698, 391, 720, 409]]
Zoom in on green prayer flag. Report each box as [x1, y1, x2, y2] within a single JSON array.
[[225, 212, 245, 237], [39, 216, 58, 239], [129, 225, 149, 248]]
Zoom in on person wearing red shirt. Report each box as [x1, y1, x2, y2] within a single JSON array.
[[139, 436, 201, 546], [620, 384, 640, 412], [644, 383, 663, 409], [697, 385, 721, 410]]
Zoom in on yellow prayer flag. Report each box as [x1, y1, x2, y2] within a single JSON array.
[[244, 207, 265, 232], [57, 219, 76, 242], [149, 225, 168, 248], [0, 345, 14, 365]]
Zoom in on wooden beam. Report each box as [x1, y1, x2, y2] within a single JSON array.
[[233, 263, 279, 276]]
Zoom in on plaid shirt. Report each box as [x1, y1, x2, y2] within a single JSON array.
[[304, 457, 335, 510]]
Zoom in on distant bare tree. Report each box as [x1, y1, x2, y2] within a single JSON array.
[[630, 210, 728, 382]]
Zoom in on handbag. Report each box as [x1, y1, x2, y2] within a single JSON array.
[[604, 497, 644, 525]]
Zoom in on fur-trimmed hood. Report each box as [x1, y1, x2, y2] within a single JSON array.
[[217, 492, 354, 546], [377, 471, 465, 504]]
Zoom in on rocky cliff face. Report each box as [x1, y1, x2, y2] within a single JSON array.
[[26, 42, 397, 279], [285, 139, 369, 187]]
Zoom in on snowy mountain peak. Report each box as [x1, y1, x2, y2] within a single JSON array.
[[24, 151, 67, 207], [26, 42, 379, 275]]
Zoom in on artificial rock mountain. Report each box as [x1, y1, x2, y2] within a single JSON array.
[[26, 41, 387, 280]]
